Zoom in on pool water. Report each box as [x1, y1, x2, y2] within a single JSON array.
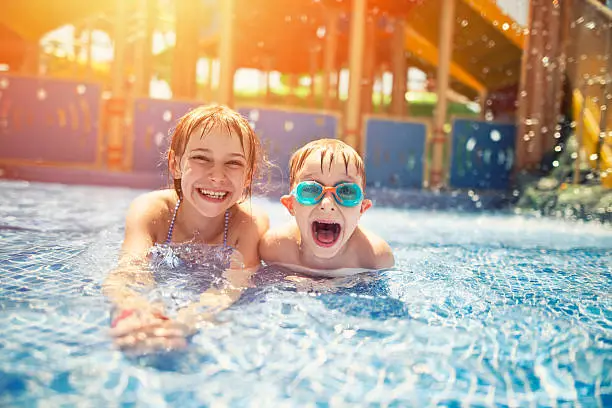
[[0, 180, 610, 406]]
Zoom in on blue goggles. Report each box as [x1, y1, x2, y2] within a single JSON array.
[[291, 181, 364, 207]]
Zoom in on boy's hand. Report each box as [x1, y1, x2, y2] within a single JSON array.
[[109, 309, 194, 355]]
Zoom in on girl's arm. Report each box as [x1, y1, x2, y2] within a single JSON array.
[[102, 193, 162, 312]]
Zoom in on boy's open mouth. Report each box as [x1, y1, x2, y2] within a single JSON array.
[[197, 188, 229, 202], [312, 220, 341, 247]]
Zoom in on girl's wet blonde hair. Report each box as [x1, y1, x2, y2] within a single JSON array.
[[288, 138, 366, 189], [166, 105, 262, 200]]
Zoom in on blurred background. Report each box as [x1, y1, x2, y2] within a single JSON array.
[[0, 0, 610, 219]]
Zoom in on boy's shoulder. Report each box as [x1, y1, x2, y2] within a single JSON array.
[[259, 222, 300, 264], [351, 226, 395, 270]]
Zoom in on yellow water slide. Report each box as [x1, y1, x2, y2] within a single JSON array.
[[403, 0, 525, 98], [572, 89, 612, 188]]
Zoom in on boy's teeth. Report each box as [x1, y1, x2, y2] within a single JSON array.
[[198, 189, 227, 198]]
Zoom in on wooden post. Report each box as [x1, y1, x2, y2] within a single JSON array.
[[430, 0, 456, 189], [345, 0, 367, 151], [323, 11, 339, 110], [133, 0, 156, 97], [108, 0, 128, 170], [309, 45, 318, 108], [172, 0, 199, 99], [361, 19, 375, 116], [391, 18, 407, 116], [217, 0, 235, 106]]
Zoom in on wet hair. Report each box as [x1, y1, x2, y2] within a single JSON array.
[[166, 104, 262, 200], [288, 138, 366, 189]]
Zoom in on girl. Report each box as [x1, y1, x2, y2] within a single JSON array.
[[104, 105, 269, 354]]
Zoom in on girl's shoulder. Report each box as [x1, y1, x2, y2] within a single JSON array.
[[127, 189, 177, 224]]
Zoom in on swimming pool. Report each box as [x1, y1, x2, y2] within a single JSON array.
[[0, 180, 610, 406]]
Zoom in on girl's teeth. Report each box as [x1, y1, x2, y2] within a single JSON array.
[[199, 189, 227, 198]]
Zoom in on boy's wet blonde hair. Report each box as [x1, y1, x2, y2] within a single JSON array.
[[288, 139, 366, 189], [167, 105, 262, 199]]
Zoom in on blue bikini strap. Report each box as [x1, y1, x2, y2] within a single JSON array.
[[166, 197, 231, 248], [165, 198, 181, 245]]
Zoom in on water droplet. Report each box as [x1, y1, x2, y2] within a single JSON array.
[[490, 130, 501, 142], [249, 110, 259, 121], [466, 138, 477, 152], [502, 23, 510, 31], [461, 19, 468, 27], [0, 78, 10, 89], [284, 121, 294, 132], [552, 160, 560, 167], [154, 132, 165, 147], [162, 110, 172, 122], [37, 89, 47, 100], [76, 84, 87, 95], [316, 26, 326, 38]]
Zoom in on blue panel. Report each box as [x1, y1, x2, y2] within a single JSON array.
[[363, 118, 427, 189], [237, 107, 339, 185], [131, 98, 200, 172], [449, 119, 516, 190], [0, 75, 101, 164]]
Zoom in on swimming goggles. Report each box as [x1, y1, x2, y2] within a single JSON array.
[[291, 180, 363, 207]]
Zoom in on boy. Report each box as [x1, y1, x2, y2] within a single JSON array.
[[259, 139, 394, 277]]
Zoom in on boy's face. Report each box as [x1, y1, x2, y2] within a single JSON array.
[[172, 127, 249, 218], [281, 151, 372, 260]]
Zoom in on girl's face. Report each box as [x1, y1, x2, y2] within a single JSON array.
[[172, 126, 250, 218]]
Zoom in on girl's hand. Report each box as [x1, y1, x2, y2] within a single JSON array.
[[109, 309, 194, 355]]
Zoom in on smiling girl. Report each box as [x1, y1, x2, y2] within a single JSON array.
[[104, 104, 269, 353]]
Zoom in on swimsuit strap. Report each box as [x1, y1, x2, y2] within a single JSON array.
[[223, 208, 230, 248], [165, 197, 181, 244], [166, 197, 231, 247]]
